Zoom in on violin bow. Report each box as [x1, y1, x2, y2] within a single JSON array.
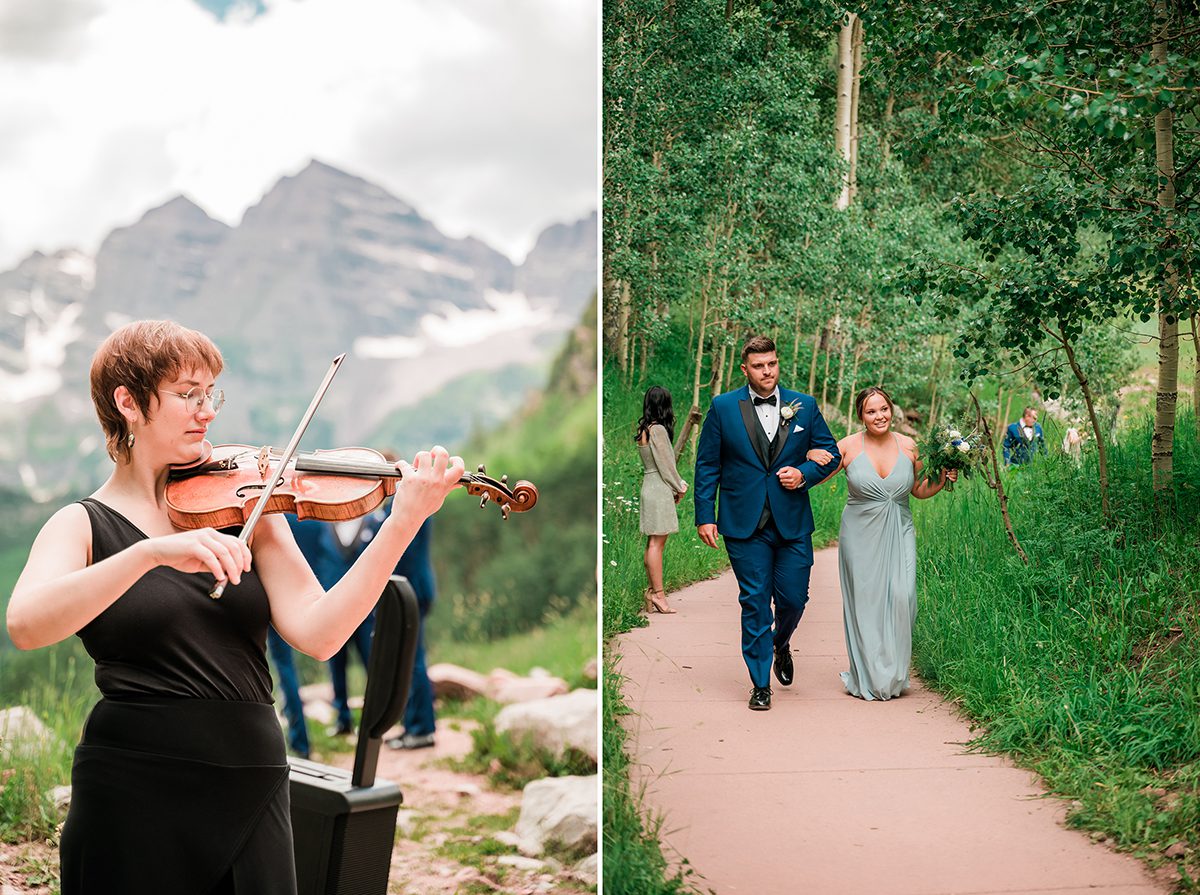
[[209, 353, 346, 599]]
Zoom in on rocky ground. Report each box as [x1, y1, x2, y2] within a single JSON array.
[[0, 841, 55, 895], [328, 721, 596, 895], [0, 714, 595, 895]]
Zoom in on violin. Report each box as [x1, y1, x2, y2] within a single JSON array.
[[174, 352, 536, 600], [165, 442, 538, 531]]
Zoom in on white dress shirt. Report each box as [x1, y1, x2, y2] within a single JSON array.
[[752, 387, 781, 441]]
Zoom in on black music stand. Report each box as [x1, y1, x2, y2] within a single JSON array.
[[288, 575, 421, 895]]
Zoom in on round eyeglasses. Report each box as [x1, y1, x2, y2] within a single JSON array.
[[159, 386, 225, 414]]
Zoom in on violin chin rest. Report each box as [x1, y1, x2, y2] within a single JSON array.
[[169, 439, 214, 472]]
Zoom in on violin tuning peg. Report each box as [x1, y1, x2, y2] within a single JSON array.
[[501, 505, 511, 521], [479, 493, 490, 509], [501, 474, 508, 486], [477, 463, 486, 474]]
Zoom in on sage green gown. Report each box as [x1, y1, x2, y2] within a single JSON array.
[[838, 436, 917, 700], [638, 424, 686, 535]]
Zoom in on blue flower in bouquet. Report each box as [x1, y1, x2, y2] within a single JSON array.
[[920, 421, 986, 490]]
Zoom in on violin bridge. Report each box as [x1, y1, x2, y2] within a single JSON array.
[[257, 446, 271, 480]]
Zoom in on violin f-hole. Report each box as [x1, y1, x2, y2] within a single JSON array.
[[235, 476, 285, 499]]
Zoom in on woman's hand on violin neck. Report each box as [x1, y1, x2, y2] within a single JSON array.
[[389, 446, 466, 523], [145, 528, 252, 585]]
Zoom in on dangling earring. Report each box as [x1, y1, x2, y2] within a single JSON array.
[[126, 431, 135, 449]]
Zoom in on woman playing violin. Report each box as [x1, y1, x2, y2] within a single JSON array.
[[5, 320, 465, 895]]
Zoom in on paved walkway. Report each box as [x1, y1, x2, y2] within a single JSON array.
[[616, 548, 1166, 895]]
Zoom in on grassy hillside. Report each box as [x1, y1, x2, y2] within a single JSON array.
[[428, 298, 598, 645]]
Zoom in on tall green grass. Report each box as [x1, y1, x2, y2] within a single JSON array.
[[433, 599, 598, 688], [913, 414, 1200, 889], [603, 663, 697, 895], [1, 654, 92, 844]]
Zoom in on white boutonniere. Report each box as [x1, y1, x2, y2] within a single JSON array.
[[779, 399, 802, 422]]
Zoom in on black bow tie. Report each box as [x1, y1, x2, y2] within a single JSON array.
[[753, 395, 776, 406]]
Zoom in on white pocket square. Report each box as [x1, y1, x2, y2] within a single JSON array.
[[794, 425, 803, 432]]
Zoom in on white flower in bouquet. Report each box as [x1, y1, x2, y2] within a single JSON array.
[[948, 429, 962, 439], [956, 440, 971, 453]]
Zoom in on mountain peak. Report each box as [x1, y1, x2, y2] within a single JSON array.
[[287, 159, 382, 195], [297, 158, 352, 180], [260, 158, 416, 217], [136, 195, 227, 231]]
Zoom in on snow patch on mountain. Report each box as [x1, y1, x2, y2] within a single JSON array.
[[352, 290, 552, 361], [56, 251, 96, 290], [0, 294, 84, 403]]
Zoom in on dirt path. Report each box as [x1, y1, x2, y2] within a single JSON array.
[[616, 550, 1169, 895]]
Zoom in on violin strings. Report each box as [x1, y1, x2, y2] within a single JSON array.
[[292, 456, 479, 482]]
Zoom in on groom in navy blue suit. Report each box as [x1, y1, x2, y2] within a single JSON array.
[[695, 335, 841, 710]]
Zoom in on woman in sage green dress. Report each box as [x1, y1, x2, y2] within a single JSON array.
[[808, 387, 955, 700], [635, 386, 688, 614]]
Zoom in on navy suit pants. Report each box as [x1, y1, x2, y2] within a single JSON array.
[[724, 519, 812, 688]]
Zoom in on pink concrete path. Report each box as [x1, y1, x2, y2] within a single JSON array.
[[616, 547, 1166, 895]]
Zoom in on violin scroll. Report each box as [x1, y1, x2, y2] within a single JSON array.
[[462, 466, 538, 520]]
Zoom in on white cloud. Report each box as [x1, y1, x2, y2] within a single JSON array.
[[0, 0, 597, 270]]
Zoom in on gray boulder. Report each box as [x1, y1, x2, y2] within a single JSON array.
[[495, 688, 598, 762], [0, 706, 65, 760], [515, 774, 597, 857]]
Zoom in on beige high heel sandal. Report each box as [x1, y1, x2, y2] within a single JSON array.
[[644, 589, 677, 614]]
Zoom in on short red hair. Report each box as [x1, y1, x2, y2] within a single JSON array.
[[90, 320, 223, 463]]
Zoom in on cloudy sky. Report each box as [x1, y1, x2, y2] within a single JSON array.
[[0, 0, 598, 270]]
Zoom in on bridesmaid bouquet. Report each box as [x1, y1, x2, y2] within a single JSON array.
[[918, 422, 986, 491]]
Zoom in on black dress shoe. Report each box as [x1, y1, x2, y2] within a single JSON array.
[[748, 686, 772, 710], [773, 646, 794, 687], [386, 732, 435, 750]]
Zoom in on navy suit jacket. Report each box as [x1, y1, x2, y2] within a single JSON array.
[[694, 386, 841, 545], [1002, 421, 1045, 465], [360, 511, 436, 604]]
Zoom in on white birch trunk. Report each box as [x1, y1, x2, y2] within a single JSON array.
[[847, 16, 864, 206], [834, 13, 856, 210], [1152, 0, 1178, 493]]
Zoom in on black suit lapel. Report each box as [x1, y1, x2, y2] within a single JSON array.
[[739, 398, 770, 467], [770, 411, 791, 466]]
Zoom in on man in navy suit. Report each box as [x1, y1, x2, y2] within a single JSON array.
[[1002, 406, 1046, 466], [695, 335, 841, 710]]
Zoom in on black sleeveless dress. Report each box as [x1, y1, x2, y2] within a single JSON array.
[[60, 499, 297, 895]]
